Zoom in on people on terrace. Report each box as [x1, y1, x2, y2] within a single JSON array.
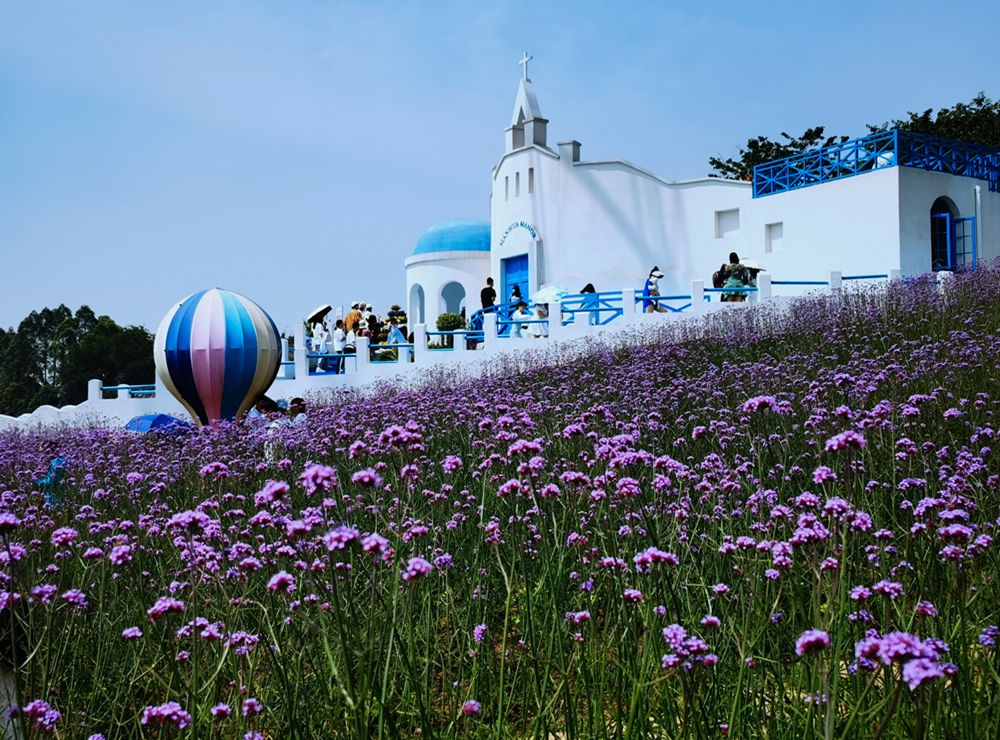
[[723, 252, 750, 303], [510, 300, 533, 338]]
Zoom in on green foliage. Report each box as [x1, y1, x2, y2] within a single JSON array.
[[709, 92, 1000, 179], [709, 127, 848, 180], [868, 91, 1000, 149], [0, 306, 154, 415], [436, 313, 465, 349]]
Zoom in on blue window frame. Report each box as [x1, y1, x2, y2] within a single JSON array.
[[954, 217, 977, 270], [931, 211, 952, 271]]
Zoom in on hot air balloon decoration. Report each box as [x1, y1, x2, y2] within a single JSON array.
[[154, 289, 281, 426]]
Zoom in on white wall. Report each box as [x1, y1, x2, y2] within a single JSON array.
[[897, 168, 1000, 272], [404, 252, 490, 329], [490, 142, 908, 301]]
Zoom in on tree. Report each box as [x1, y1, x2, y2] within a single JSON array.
[[436, 313, 465, 349], [709, 127, 848, 181], [867, 91, 1000, 149], [58, 317, 155, 404], [708, 92, 1000, 179]]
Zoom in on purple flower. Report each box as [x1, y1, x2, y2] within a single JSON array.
[[662, 624, 687, 650], [876, 632, 940, 665], [352, 469, 383, 487], [299, 463, 339, 496], [50, 527, 78, 547], [142, 701, 191, 729], [473, 624, 488, 642], [902, 658, 945, 690], [565, 611, 591, 624], [166, 509, 211, 533], [267, 571, 296, 593], [461, 700, 482, 716], [242, 698, 263, 717], [825, 431, 866, 452], [402, 557, 433, 581], [795, 630, 831, 657], [122, 627, 143, 640], [623, 588, 644, 603], [22, 700, 61, 733], [874, 580, 904, 600], [361, 532, 389, 554], [210, 703, 232, 718], [323, 526, 360, 551], [147, 597, 186, 623], [61, 589, 88, 611]]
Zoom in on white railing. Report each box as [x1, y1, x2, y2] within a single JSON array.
[[2, 269, 906, 430]]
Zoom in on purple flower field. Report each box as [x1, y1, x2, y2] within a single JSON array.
[[2, 268, 1000, 739]]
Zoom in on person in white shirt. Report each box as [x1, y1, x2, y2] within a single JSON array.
[[311, 319, 331, 370], [510, 301, 533, 339], [332, 319, 347, 374]]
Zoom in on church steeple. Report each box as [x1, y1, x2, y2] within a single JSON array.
[[505, 52, 548, 153]]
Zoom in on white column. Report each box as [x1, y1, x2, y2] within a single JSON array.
[[280, 337, 290, 379], [691, 280, 706, 314], [414, 324, 428, 363], [547, 302, 563, 341], [829, 270, 842, 291], [356, 336, 370, 375], [483, 313, 498, 352], [454, 330, 467, 352], [621, 289, 635, 323], [757, 272, 772, 301], [890, 269, 902, 281], [88, 379, 102, 403], [294, 323, 309, 379]]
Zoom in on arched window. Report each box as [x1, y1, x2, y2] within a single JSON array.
[[441, 282, 466, 317], [930, 197, 957, 271], [409, 284, 425, 325]]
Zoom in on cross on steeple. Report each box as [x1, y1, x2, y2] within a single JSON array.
[[519, 52, 532, 80]]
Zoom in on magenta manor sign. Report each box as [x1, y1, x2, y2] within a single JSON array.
[[498, 220, 537, 248]]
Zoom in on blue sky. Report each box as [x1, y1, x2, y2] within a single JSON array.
[[2, 0, 998, 335]]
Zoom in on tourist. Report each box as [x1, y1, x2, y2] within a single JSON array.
[[358, 318, 372, 339], [534, 303, 550, 338], [344, 325, 357, 369], [36, 440, 67, 509], [723, 252, 750, 303], [713, 264, 730, 302], [510, 300, 533, 338], [311, 316, 331, 371], [643, 268, 668, 313], [332, 319, 346, 374], [345, 302, 362, 333], [289, 398, 307, 425], [581, 283, 599, 325], [481, 277, 497, 311]]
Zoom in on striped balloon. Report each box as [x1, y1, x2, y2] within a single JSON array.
[[154, 289, 281, 426]]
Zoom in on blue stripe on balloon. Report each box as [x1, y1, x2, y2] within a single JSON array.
[[218, 292, 259, 420], [165, 290, 209, 425]]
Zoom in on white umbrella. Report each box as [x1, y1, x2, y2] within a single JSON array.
[[531, 285, 570, 304], [740, 259, 766, 271]]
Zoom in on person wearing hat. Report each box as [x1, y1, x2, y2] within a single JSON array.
[[643, 267, 668, 313], [345, 302, 362, 333]]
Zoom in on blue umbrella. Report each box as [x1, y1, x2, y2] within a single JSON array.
[[125, 414, 192, 434]]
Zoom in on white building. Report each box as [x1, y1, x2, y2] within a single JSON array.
[[406, 58, 1000, 329]]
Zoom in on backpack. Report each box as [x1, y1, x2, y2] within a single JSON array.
[[712, 270, 726, 289]]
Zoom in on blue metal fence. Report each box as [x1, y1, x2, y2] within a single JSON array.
[[754, 129, 1000, 197]]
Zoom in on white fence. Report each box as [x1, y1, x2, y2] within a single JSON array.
[[0, 270, 906, 431]]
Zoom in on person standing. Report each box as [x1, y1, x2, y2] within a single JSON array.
[[481, 278, 497, 311], [345, 302, 362, 333], [332, 319, 347, 374], [643, 268, 668, 313], [311, 317, 331, 371], [510, 300, 532, 339]]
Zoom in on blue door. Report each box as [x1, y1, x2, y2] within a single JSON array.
[[931, 212, 952, 271], [954, 217, 976, 270], [503, 254, 529, 307]]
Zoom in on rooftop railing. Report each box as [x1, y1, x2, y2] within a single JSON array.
[[753, 129, 1000, 197]]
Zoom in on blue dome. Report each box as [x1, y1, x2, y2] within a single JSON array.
[[414, 219, 491, 256]]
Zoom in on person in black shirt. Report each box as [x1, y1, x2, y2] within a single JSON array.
[[480, 277, 497, 311]]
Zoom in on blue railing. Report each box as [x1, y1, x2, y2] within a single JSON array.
[[754, 129, 1000, 197], [102, 384, 155, 398], [560, 292, 623, 325]]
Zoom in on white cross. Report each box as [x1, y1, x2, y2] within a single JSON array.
[[519, 52, 532, 80]]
